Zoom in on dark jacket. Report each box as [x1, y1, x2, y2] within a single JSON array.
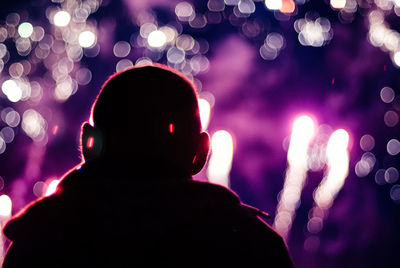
[[3, 157, 292, 267]]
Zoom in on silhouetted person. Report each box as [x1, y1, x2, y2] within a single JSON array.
[[3, 64, 292, 267]]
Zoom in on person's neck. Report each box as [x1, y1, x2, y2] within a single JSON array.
[[84, 153, 192, 181]]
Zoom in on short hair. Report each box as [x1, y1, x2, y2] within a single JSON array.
[[90, 64, 201, 160]]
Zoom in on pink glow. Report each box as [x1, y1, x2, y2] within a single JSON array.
[[45, 179, 61, 196], [52, 125, 59, 135], [169, 123, 174, 133], [87, 137, 94, 148]]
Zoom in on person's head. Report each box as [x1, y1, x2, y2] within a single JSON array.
[[81, 64, 209, 175]]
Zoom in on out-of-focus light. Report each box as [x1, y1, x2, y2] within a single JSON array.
[[0, 44, 7, 59], [190, 55, 210, 74], [147, 30, 167, 48], [140, 23, 157, 39], [208, 0, 225, 12], [75, 68, 92, 85], [31, 26, 45, 42], [54, 79, 74, 101], [198, 98, 211, 131], [116, 59, 133, 72], [315, 129, 349, 209], [385, 167, 399, 184], [135, 57, 153, 66], [394, 51, 400, 67], [295, 17, 333, 47], [4, 110, 20, 128], [225, 0, 240, 5], [18, 22, 33, 38], [45, 179, 60, 196], [22, 109, 47, 141], [306, 129, 350, 236], [33, 181, 46, 197], [274, 115, 316, 240], [176, 35, 195, 51], [355, 152, 376, 177], [175, 2, 195, 22], [6, 13, 20, 27], [0, 137, 5, 154], [9, 62, 24, 78], [167, 47, 185, 64], [238, 0, 256, 14], [159, 26, 178, 44], [78, 31, 96, 48], [265, 0, 282, 10], [2, 79, 22, 102], [390, 185, 400, 203], [189, 14, 207, 29], [280, 0, 295, 14], [387, 139, 400, 155], [207, 130, 234, 187], [384, 111, 399, 127], [360, 134, 375, 151], [53, 11, 71, 27], [330, 0, 346, 9], [113, 41, 131, 57], [375, 169, 386, 185], [1, 127, 15, 143], [287, 115, 315, 166], [0, 195, 12, 217], [380, 87, 395, 103]]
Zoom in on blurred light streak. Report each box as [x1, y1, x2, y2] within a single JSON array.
[[198, 98, 211, 131], [45, 179, 61, 196], [307, 129, 350, 235], [273, 115, 316, 241], [206, 130, 234, 188]]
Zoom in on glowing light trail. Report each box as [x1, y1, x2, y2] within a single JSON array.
[[274, 115, 316, 241], [206, 130, 234, 188], [307, 129, 350, 235]]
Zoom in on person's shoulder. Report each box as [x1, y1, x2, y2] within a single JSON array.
[[3, 165, 83, 243]]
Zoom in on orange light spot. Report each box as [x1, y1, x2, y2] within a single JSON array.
[[52, 125, 59, 135], [87, 137, 94, 148], [169, 123, 174, 133], [280, 0, 295, 14]]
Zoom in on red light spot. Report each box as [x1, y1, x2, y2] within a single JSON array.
[[52, 125, 59, 135], [169, 123, 174, 133], [192, 155, 197, 163], [87, 137, 94, 148]]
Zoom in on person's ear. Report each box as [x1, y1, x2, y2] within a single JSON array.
[[191, 132, 210, 175], [81, 122, 103, 161]]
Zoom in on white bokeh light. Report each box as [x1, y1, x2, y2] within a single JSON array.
[[147, 30, 167, 48], [78, 31, 96, 48], [53, 11, 71, 27]]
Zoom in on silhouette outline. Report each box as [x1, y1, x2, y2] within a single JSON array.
[[3, 64, 293, 267]]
